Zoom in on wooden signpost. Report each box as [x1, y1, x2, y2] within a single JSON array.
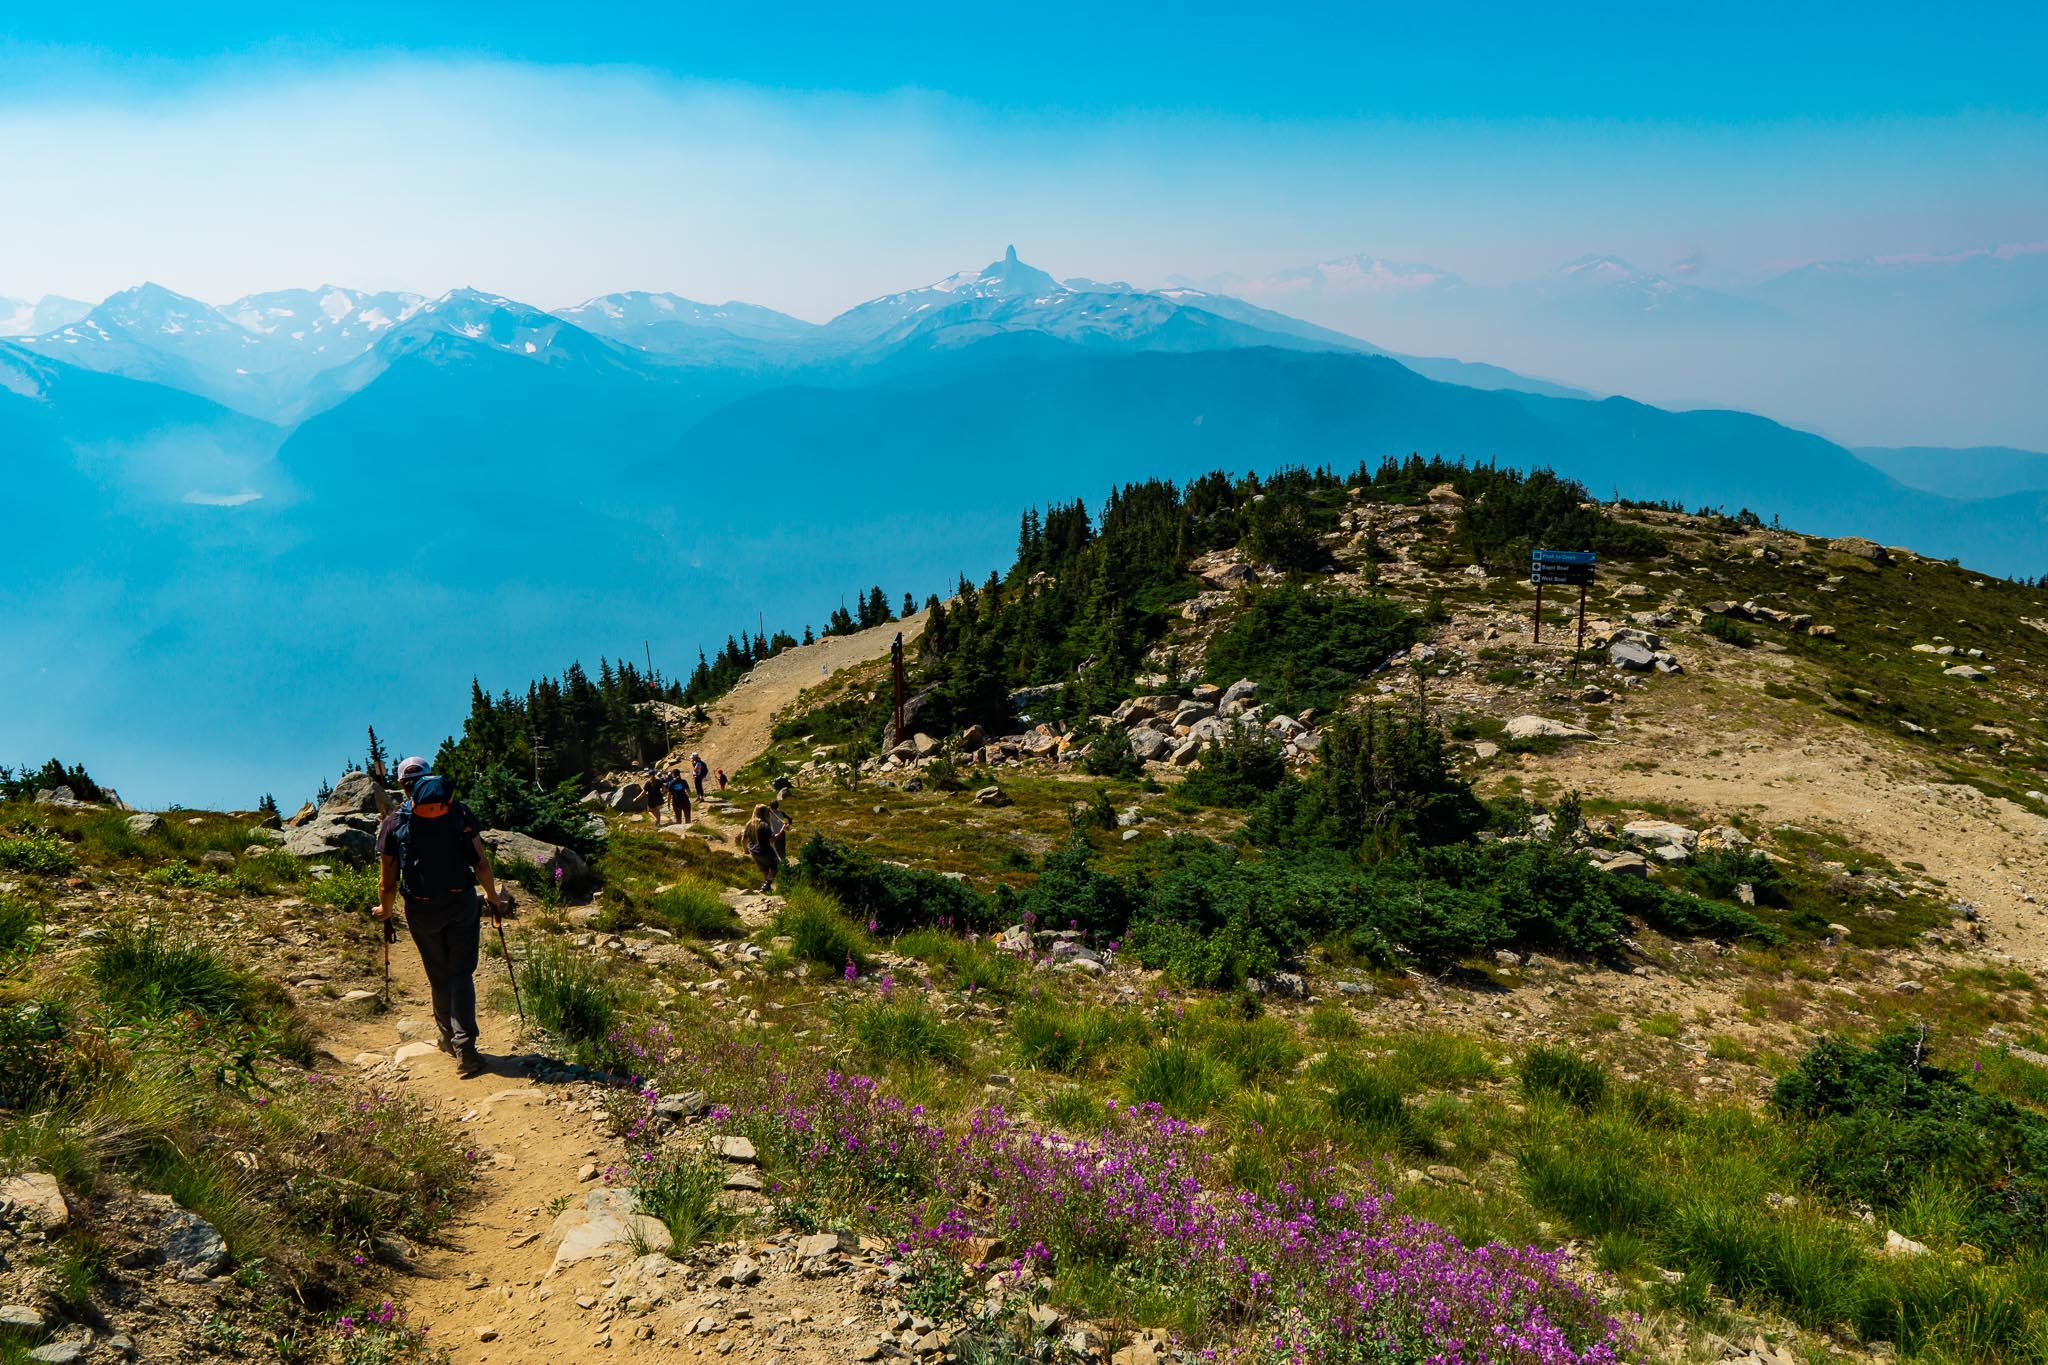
[[1530, 550, 1597, 678]]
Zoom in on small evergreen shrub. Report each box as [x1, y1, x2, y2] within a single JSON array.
[[792, 835, 994, 933], [1702, 614, 1756, 647]]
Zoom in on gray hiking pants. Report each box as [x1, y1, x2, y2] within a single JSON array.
[[406, 895, 481, 1051]]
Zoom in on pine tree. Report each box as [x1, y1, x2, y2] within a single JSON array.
[[366, 725, 389, 779]]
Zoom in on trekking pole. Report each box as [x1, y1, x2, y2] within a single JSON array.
[[381, 915, 396, 1006], [493, 909, 526, 1032]]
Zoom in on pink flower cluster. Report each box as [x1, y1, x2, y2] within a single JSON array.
[[606, 1024, 1631, 1362]]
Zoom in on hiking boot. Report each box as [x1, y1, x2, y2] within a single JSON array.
[[436, 1034, 455, 1056], [455, 1045, 486, 1077]]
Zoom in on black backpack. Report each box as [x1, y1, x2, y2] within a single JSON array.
[[393, 789, 476, 900]]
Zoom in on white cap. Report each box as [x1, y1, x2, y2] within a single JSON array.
[[396, 755, 428, 782]]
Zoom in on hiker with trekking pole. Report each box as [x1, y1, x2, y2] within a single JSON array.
[[375, 769, 510, 1077]]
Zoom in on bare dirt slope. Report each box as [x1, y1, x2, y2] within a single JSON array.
[[671, 612, 925, 784]]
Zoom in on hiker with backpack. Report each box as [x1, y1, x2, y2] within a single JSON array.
[[767, 794, 793, 863], [375, 772, 503, 1077], [668, 769, 692, 825], [740, 804, 781, 892], [691, 753, 709, 797], [647, 772, 668, 826]]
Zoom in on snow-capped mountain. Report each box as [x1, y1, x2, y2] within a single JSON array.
[[221, 287, 426, 369], [1530, 255, 1776, 324], [556, 291, 817, 361], [815, 246, 1368, 359], [0, 294, 92, 337]]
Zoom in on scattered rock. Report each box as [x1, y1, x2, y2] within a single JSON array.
[[796, 1230, 850, 1259], [1944, 665, 1989, 682], [713, 1135, 758, 1164], [1883, 1229, 1929, 1258], [125, 812, 166, 838], [546, 1189, 673, 1270], [160, 1204, 230, 1281], [1504, 716, 1596, 742], [0, 1172, 69, 1229], [1829, 536, 1890, 563], [0, 1305, 46, 1332], [26, 1344, 86, 1364], [973, 786, 1011, 808], [655, 1091, 708, 1120]]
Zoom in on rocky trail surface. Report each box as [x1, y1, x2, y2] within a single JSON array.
[[325, 621, 936, 1363], [329, 914, 912, 1364]]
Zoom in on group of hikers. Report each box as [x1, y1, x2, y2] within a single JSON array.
[[372, 749, 796, 1078], [644, 752, 726, 827]]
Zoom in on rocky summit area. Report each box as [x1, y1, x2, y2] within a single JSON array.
[[7, 462, 2048, 1365]]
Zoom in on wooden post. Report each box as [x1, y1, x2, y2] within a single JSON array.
[[890, 632, 907, 746], [1572, 580, 1589, 682], [1533, 578, 1544, 643]]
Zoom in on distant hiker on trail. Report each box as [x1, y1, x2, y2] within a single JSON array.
[[741, 804, 781, 893], [376, 772, 502, 1077], [668, 769, 692, 825], [716, 768, 728, 791], [691, 753, 709, 797], [647, 772, 668, 826], [767, 795, 793, 863]]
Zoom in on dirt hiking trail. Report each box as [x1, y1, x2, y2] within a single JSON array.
[[323, 621, 925, 1362], [674, 612, 925, 787]]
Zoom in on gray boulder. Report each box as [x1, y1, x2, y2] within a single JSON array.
[[322, 771, 390, 817], [126, 812, 167, 838], [481, 829, 588, 884], [1608, 639, 1657, 671], [1218, 679, 1259, 715], [1504, 716, 1596, 742], [1127, 729, 1172, 762], [282, 816, 377, 860]]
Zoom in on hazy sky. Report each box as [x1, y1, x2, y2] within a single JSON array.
[[3, 4, 2044, 315]]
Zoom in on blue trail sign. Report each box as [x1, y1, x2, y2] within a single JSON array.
[[1529, 550, 1597, 674]]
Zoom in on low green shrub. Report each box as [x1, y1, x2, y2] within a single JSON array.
[[87, 926, 259, 1021], [1126, 1044, 1232, 1118], [306, 865, 380, 916], [776, 885, 870, 971], [792, 835, 994, 933], [522, 940, 623, 1051], [1772, 1029, 2048, 1256], [1520, 1044, 1609, 1111], [850, 998, 963, 1067], [1702, 614, 1756, 647], [645, 877, 745, 938], [0, 828, 78, 877], [1013, 1001, 1145, 1075], [631, 1150, 733, 1251]]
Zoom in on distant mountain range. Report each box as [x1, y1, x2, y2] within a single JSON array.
[[5, 246, 2045, 807]]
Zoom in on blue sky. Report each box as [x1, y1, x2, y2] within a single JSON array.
[[2, 4, 2043, 435], [6, 2, 2045, 120], [4, 5, 2042, 303]]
